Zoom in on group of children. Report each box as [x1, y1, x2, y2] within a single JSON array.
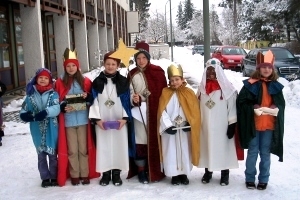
[[20, 43, 285, 191]]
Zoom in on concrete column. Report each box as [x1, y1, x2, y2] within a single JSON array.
[[53, 0, 70, 77], [87, 22, 100, 69], [99, 26, 108, 53], [20, 0, 44, 82], [74, 13, 89, 73]]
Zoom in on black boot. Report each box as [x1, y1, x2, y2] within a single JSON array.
[[41, 179, 51, 188], [171, 175, 181, 185], [201, 168, 213, 184], [99, 170, 111, 186], [179, 174, 189, 185], [50, 179, 58, 186], [220, 169, 229, 186], [112, 169, 122, 186], [138, 171, 149, 184]]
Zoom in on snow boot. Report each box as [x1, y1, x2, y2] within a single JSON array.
[[257, 183, 268, 190], [99, 170, 111, 186], [50, 179, 58, 186], [179, 174, 189, 185], [171, 175, 181, 185], [81, 177, 90, 185], [220, 169, 229, 186], [201, 168, 213, 184], [112, 169, 122, 186], [246, 182, 256, 189], [41, 179, 51, 188], [138, 171, 149, 184]]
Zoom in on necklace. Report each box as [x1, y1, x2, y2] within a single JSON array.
[[104, 84, 115, 108], [174, 104, 183, 126], [205, 92, 216, 109]]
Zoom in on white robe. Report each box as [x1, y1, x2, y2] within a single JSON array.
[[159, 94, 192, 176], [198, 90, 238, 171], [89, 78, 129, 172], [130, 72, 148, 144]]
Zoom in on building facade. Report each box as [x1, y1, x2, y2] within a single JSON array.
[[1, 0, 131, 91]]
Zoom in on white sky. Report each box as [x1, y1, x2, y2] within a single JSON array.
[[1, 46, 300, 199], [149, 0, 224, 21]]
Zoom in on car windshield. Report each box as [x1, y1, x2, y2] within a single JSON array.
[[222, 47, 246, 55], [194, 46, 204, 50], [210, 46, 218, 53], [261, 49, 295, 60]]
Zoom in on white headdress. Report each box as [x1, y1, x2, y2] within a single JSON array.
[[197, 58, 236, 100]]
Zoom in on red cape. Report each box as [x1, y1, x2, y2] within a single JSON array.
[[55, 77, 99, 186], [127, 63, 167, 182]]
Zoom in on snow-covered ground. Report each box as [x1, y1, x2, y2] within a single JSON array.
[[1, 46, 300, 200]]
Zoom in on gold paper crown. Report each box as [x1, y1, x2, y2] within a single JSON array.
[[167, 64, 183, 78], [63, 48, 78, 61]]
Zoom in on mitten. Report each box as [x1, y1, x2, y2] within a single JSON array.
[[227, 123, 236, 139], [20, 111, 34, 122], [34, 110, 48, 121], [60, 102, 67, 113], [182, 122, 191, 132], [165, 126, 177, 135]]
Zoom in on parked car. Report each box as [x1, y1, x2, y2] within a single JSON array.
[[211, 46, 247, 70], [210, 45, 220, 58], [192, 45, 204, 55], [242, 47, 300, 81]]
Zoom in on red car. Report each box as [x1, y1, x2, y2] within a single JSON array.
[[211, 46, 247, 70]]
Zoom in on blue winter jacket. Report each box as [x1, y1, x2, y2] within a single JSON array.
[[62, 81, 89, 127], [20, 87, 60, 155]]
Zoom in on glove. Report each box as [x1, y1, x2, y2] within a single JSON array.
[[60, 102, 67, 113], [182, 122, 191, 132], [34, 110, 48, 121], [20, 111, 34, 122], [227, 123, 236, 139], [165, 126, 177, 135]]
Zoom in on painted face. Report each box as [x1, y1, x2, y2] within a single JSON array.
[[65, 62, 78, 75], [104, 58, 119, 74], [259, 66, 273, 78], [169, 76, 184, 89], [136, 53, 148, 68], [206, 66, 216, 80], [37, 75, 50, 87]]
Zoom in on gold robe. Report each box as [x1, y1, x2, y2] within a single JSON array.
[[157, 83, 201, 166]]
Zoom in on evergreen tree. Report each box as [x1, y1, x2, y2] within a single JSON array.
[[183, 0, 194, 28], [176, 2, 185, 30]]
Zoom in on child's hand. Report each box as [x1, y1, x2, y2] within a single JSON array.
[[82, 92, 88, 99], [253, 104, 260, 109], [96, 120, 105, 130], [65, 105, 75, 112], [132, 94, 140, 103], [117, 119, 127, 130]]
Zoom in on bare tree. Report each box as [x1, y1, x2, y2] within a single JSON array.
[[144, 11, 166, 43]]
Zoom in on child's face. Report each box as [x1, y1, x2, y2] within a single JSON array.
[[206, 66, 216, 80], [259, 66, 273, 78], [169, 76, 184, 89], [136, 53, 148, 68], [104, 58, 119, 74], [37, 76, 50, 87], [65, 62, 78, 75]]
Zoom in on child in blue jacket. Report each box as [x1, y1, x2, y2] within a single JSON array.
[[20, 68, 60, 188]]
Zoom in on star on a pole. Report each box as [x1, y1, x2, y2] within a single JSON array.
[[109, 38, 139, 67]]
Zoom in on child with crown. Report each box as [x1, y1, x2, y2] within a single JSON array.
[[237, 50, 285, 190], [157, 64, 201, 185], [55, 48, 99, 186]]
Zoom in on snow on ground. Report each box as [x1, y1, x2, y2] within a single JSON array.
[[1, 46, 300, 200]]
